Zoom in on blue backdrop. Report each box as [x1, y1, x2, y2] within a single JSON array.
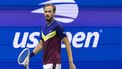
[[0, 0, 122, 69]]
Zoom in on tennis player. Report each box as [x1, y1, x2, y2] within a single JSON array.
[[24, 4, 76, 69]]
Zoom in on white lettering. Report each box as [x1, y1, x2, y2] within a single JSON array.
[[13, 32, 28, 48], [72, 32, 85, 48], [13, 31, 100, 48], [84, 32, 99, 48], [26, 32, 40, 48]]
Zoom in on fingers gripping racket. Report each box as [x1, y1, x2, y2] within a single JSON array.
[[18, 48, 30, 69]]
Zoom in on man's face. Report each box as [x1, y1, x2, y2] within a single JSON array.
[[44, 6, 55, 21]]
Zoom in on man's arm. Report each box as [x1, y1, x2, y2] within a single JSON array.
[[32, 40, 43, 55], [63, 37, 76, 69], [24, 40, 43, 67]]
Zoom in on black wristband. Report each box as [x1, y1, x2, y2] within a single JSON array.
[[30, 52, 35, 58]]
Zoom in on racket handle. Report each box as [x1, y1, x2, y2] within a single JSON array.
[[26, 65, 29, 69]]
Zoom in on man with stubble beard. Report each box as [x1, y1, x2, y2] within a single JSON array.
[[24, 4, 76, 69]]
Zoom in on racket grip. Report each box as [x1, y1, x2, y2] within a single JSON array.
[[26, 65, 29, 69]]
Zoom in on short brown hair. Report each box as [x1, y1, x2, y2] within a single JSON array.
[[43, 4, 56, 13]]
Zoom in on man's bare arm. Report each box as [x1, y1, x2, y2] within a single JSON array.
[[63, 37, 73, 62], [33, 40, 43, 55], [63, 37, 76, 69]]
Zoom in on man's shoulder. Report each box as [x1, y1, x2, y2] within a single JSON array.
[[54, 20, 63, 27]]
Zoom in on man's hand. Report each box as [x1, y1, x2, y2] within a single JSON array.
[[23, 57, 29, 68], [69, 62, 76, 69]]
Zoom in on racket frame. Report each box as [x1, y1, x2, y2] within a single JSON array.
[[18, 48, 30, 65]]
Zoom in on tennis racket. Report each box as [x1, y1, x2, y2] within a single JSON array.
[[18, 48, 30, 69]]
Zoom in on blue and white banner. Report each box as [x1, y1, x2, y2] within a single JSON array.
[[0, 0, 122, 69]]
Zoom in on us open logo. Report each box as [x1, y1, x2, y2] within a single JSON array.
[[31, 0, 79, 23]]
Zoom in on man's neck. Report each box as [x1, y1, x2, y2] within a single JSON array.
[[46, 18, 54, 26]]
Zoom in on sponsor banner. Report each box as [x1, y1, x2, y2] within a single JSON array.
[[0, 0, 122, 27], [0, 27, 122, 62], [0, 0, 122, 69], [1, 9, 122, 27], [0, 26, 122, 69]]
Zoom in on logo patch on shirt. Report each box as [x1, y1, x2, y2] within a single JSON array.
[[49, 30, 52, 33]]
